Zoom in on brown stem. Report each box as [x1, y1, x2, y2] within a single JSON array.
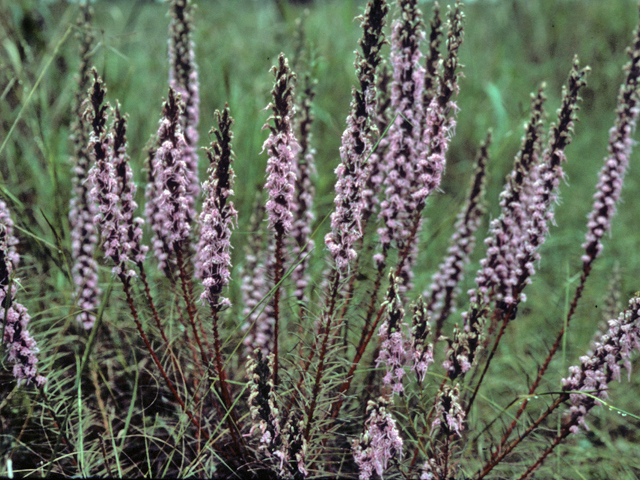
[[477, 394, 567, 479], [209, 302, 245, 458], [304, 270, 341, 440], [330, 297, 385, 420], [121, 277, 208, 442], [175, 244, 209, 366], [489, 264, 591, 460], [272, 232, 285, 388], [137, 263, 186, 387], [516, 424, 571, 480]]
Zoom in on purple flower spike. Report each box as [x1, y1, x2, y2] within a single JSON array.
[[410, 296, 434, 383], [148, 89, 192, 264], [196, 107, 237, 307], [470, 89, 545, 307], [582, 26, 640, 269], [326, 0, 388, 273], [376, 275, 411, 395], [168, 0, 200, 221], [72, 69, 105, 330], [352, 398, 403, 480], [1, 201, 46, 387], [378, 0, 426, 264], [90, 103, 147, 279], [263, 54, 298, 237], [426, 133, 490, 336], [511, 60, 588, 305], [432, 383, 465, 436], [562, 294, 640, 434], [111, 108, 148, 269]]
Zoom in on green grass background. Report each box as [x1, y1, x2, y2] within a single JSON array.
[[1, 0, 640, 478]]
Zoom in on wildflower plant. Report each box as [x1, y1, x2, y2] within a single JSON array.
[[3, 1, 640, 479]]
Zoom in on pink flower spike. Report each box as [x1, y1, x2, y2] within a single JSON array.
[[352, 398, 403, 480], [582, 25, 640, 269], [262, 54, 298, 237], [196, 107, 237, 307], [1, 201, 46, 387], [562, 294, 640, 433]]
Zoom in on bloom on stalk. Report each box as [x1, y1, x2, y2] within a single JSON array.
[[432, 383, 465, 436], [196, 107, 237, 308], [562, 294, 640, 433], [352, 397, 403, 480], [410, 296, 433, 383], [376, 275, 411, 395], [1, 201, 46, 387], [263, 53, 298, 238], [326, 0, 388, 273], [147, 88, 192, 265], [377, 0, 426, 268], [89, 99, 147, 279], [469, 89, 545, 308], [70, 67, 102, 330], [168, 0, 200, 224], [582, 24, 640, 269]]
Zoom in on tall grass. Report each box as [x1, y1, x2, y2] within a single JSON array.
[[1, 0, 640, 479]]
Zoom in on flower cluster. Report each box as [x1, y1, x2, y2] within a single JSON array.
[[88, 73, 147, 280], [431, 383, 465, 436], [352, 398, 403, 480], [470, 88, 546, 307], [377, 0, 426, 266], [247, 350, 281, 453], [146, 88, 192, 261], [376, 275, 411, 395], [410, 297, 433, 383], [582, 24, 640, 269], [326, 0, 388, 273], [69, 62, 101, 329], [263, 53, 298, 237], [168, 0, 200, 225], [561, 294, 640, 434], [195, 107, 237, 307], [1, 201, 45, 387]]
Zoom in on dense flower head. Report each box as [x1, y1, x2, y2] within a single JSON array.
[[196, 107, 237, 307], [152, 88, 192, 249], [582, 27, 640, 268], [352, 398, 403, 480], [263, 53, 298, 236], [247, 350, 281, 452], [1, 203, 46, 387], [426, 133, 489, 334], [510, 61, 588, 304], [326, 0, 388, 273], [274, 414, 308, 479], [0, 201, 19, 272], [432, 383, 465, 436], [168, 0, 200, 219], [378, 0, 426, 262], [377, 275, 411, 395], [71, 69, 106, 329], [410, 296, 434, 382], [470, 88, 545, 307], [88, 88, 146, 279], [562, 294, 640, 434], [111, 107, 148, 267]]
